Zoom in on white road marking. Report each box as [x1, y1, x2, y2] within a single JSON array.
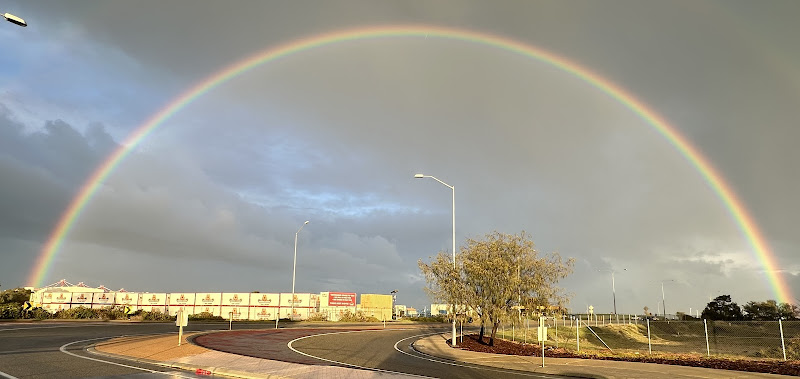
[[0, 323, 111, 332], [59, 336, 197, 378], [287, 328, 434, 378], [0, 370, 20, 379], [393, 332, 555, 378]]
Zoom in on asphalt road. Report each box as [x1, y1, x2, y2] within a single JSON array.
[[0, 321, 261, 378], [0, 322, 569, 379], [286, 328, 564, 379]]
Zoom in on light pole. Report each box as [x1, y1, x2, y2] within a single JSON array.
[[414, 173, 457, 347], [661, 279, 675, 319], [391, 289, 398, 320], [598, 268, 626, 315], [291, 221, 309, 321], [2, 11, 26, 27]]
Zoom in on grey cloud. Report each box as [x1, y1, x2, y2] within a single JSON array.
[[1, 1, 798, 311]]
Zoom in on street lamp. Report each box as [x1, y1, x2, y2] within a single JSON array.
[[414, 173, 457, 347], [291, 221, 310, 321], [660, 279, 675, 319], [2, 12, 26, 27], [598, 268, 626, 315]]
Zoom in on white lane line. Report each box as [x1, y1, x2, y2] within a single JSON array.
[[0, 370, 20, 379], [393, 333, 555, 378], [0, 324, 111, 332], [59, 336, 197, 379], [287, 328, 434, 378]]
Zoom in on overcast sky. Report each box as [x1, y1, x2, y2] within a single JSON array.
[[1, 0, 798, 315]]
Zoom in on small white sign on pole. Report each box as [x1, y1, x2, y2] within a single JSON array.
[[176, 308, 188, 346], [537, 325, 548, 341]]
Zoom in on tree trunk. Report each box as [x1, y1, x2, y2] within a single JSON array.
[[478, 322, 485, 344], [489, 321, 500, 346]]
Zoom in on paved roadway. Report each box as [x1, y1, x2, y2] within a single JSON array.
[[285, 328, 565, 378], [0, 322, 569, 379], [0, 321, 261, 378]]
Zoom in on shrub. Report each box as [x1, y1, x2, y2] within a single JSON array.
[[337, 310, 380, 322], [97, 306, 128, 320], [0, 304, 22, 319], [410, 314, 451, 323], [56, 306, 98, 319], [139, 309, 175, 321], [189, 312, 224, 321], [306, 312, 328, 321]]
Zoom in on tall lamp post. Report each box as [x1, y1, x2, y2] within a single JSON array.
[[291, 221, 310, 321], [414, 173, 457, 347], [2, 11, 27, 27], [660, 279, 675, 319], [598, 268, 626, 315]]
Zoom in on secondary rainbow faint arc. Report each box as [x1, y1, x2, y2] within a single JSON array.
[[28, 25, 793, 303]]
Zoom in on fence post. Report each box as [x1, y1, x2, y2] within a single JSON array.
[[513, 323, 515, 342], [779, 319, 787, 361], [647, 318, 652, 354], [525, 318, 528, 344], [576, 316, 580, 352], [703, 319, 710, 357], [555, 319, 558, 348]]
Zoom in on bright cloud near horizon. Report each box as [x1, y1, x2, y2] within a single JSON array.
[[1, 0, 798, 314]]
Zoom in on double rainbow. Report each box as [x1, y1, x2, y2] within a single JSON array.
[[27, 25, 793, 303]]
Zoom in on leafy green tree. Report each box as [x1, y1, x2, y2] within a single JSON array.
[[743, 300, 799, 320], [0, 287, 31, 305], [701, 295, 743, 320], [419, 231, 574, 346]]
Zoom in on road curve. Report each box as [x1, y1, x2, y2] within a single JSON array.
[[196, 327, 569, 378], [0, 321, 274, 378]]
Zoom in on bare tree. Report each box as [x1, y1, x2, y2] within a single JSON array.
[[419, 231, 574, 346]]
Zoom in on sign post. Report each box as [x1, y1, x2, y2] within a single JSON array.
[[176, 308, 188, 346], [229, 312, 233, 330], [538, 316, 547, 367]]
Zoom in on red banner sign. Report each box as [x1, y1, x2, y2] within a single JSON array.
[[328, 292, 356, 307]]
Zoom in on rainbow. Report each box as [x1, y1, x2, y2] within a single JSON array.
[[27, 25, 794, 303]]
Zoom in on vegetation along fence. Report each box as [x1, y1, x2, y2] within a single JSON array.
[[494, 318, 800, 361]]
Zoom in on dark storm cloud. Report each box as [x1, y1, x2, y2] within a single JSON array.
[[1, 1, 798, 311], [0, 107, 118, 285]]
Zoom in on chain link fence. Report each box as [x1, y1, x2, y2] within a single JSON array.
[[494, 317, 800, 361]]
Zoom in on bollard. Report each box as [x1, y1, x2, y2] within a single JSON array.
[[780, 319, 787, 361], [704, 319, 710, 357], [647, 318, 651, 355]]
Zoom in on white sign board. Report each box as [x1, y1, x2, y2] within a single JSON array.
[[222, 293, 250, 307], [250, 293, 280, 307], [195, 293, 222, 307], [280, 293, 309, 307], [176, 310, 189, 326], [92, 292, 115, 306], [538, 326, 548, 342], [71, 293, 93, 304], [221, 306, 247, 320], [115, 292, 139, 306], [249, 306, 278, 320]]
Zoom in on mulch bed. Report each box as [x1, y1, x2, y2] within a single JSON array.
[[453, 334, 800, 376]]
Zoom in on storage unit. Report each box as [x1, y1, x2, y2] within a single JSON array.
[[167, 293, 196, 316], [194, 293, 222, 316], [92, 292, 115, 308], [220, 306, 248, 320], [249, 306, 278, 321], [140, 293, 167, 313]]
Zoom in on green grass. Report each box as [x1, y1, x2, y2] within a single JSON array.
[[494, 320, 799, 360]]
